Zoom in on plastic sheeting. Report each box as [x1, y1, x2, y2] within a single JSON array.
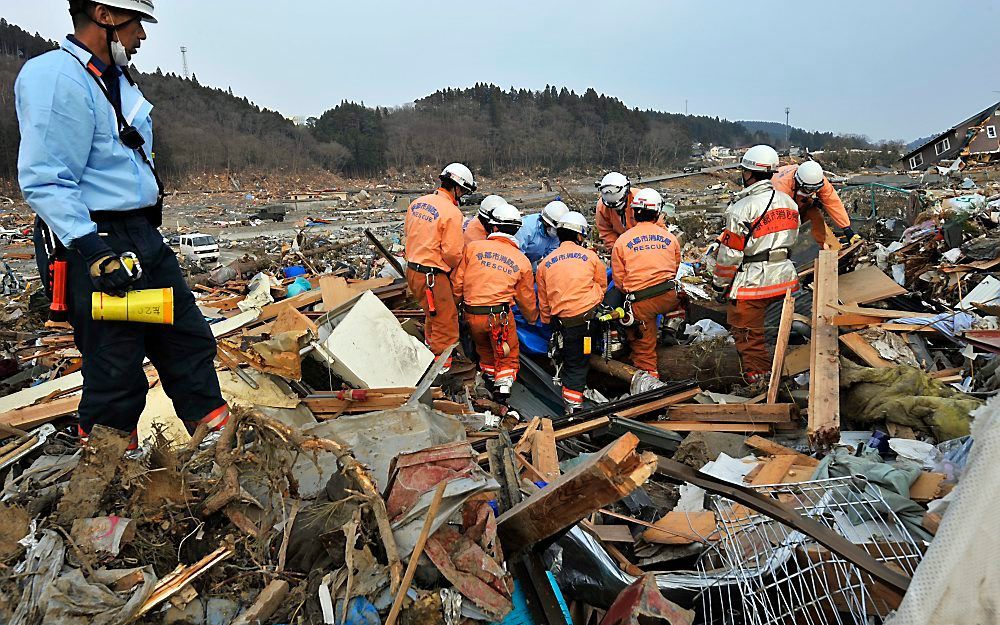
[[886, 397, 1000, 625]]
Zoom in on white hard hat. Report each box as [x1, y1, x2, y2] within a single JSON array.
[[478, 195, 506, 219], [440, 162, 477, 193], [95, 0, 158, 22], [794, 161, 825, 191], [739, 145, 780, 173], [629, 188, 665, 216], [557, 211, 589, 236], [541, 201, 570, 229], [597, 172, 630, 209], [489, 203, 523, 228]]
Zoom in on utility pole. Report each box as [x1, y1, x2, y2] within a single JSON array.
[[685, 99, 688, 115], [785, 107, 791, 146], [180, 46, 189, 79]]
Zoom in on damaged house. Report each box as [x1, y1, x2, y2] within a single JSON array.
[[902, 101, 1000, 170]]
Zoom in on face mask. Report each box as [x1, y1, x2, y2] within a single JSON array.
[[545, 225, 557, 238], [108, 16, 131, 65]]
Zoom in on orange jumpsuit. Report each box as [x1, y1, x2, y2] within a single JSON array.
[[404, 188, 465, 364], [596, 190, 665, 249], [772, 164, 849, 246], [463, 215, 488, 245], [453, 234, 538, 386], [537, 241, 608, 405], [611, 222, 682, 375]]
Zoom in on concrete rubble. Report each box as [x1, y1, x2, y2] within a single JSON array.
[[2, 161, 999, 625]]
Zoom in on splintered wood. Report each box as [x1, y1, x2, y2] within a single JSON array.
[[496, 433, 656, 555], [808, 249, 840, 449]]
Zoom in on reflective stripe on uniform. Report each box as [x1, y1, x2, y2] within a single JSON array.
[[562, 387, 584, 402], [734, 280, 799, 300], [200, 404, 230, 432]]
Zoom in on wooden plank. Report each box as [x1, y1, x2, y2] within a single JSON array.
[[554, 417, 610, 441], [232, 580, 290, 625], [270, 305, 319, 336], [612, 387, 702, 419], [833, 303, 936, 320], [909, 472, 946, 503], [0, 395, 81, 429], [921, 512, 941, 535], [745, 435, 819, 467], [531, 418, 560, 481], [648, 422, 771, 433], [833, 313, 888, 327], [319, 275, 361, 311], [587, 524, 635, 543], [666, 403, 795, 423], [496, 433, 657, 556], [750, 455, 798, 485], [385, 482, 446, 625], [838, 265, 907, 306], [514, 417, 542, 457], [809, 250, 841, 448], [840, 332, 894, 368], [259, 289, 324, 322], [135, 547, 234, 619], [783, 344, 811, 376], [642, 511, 718, 545], [768, 290, 796, 404]]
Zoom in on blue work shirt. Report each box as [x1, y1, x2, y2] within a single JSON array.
[[16, 37, 158, 258], [515, 213, 559, 266]]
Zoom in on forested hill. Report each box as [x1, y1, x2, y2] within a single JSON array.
[[738, 120, 874, 151], [2, 18, 896, 188], [0, 19, 345, 185]]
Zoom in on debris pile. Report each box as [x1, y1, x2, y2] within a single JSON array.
[[2, 164, 998, 624]]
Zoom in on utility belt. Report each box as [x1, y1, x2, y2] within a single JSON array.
[[741, 249, 789, 265], [90, 205, 162, 227], [625, 279, 677, 304], [554, 304, 600, 329], [463, 303, 510, 315], [407, 262, 447, 275]]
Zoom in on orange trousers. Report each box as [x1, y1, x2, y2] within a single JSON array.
[[466, 312, 520, 385], [801, 205, 835, 247], [627, 291, 680, 375], [727, 296, 781, 375], [406, 269, 459, 359]]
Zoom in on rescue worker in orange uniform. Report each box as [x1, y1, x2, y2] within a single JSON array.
[[596, 171, 665, 249], [454, 203, 538, 404], [772, 160, 858, 247], [712, 145, 800, 384], [404, 163, 476, 371], [463, 194, 505, 245], [611, 189, 682, 377], [537, 211, 608, 411]]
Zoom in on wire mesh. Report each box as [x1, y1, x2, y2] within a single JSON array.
[[690, 475, 922, 625]]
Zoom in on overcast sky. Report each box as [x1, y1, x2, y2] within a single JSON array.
[[5, 0, 998, 142]]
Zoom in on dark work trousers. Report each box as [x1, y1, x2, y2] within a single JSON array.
[[556, 321, 591, 405], [34, 215, 225, 435]]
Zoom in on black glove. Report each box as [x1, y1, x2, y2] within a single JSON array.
[[841, 227, 862, 245], [89, 255, 136, 297]]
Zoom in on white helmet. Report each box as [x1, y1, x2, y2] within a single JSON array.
[[440, 163, 477, 193], [478, 195, 506, 219], [739, 145, 780, 173], [95, 0, 158, 22], [629, 188, 665, 217], [597, 172, 630, 210], [557, 211, 589, 236], [794, 161, 825, 192], [489, 203, 523, 229], [541, 201, 570, 229]]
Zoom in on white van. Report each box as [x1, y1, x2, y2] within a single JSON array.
[[179, 233, 220, 263]]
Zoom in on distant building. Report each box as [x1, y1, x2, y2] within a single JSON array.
[[288, 115, 312, 126], [901, 101, 1000, 170], [709, 146, 732, 158]]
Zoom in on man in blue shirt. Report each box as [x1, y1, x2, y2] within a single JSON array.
[[515, 200, 570, 267], [16, 0, 229, 450]]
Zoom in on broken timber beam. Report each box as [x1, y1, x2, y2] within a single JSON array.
[[666, 403, 796, 422], [496, 433, 656, 556], [767, 289, 795, 404], [808, 249, 840, 449], [744, 435, 819, 467], [654, 455, 910, 595]]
